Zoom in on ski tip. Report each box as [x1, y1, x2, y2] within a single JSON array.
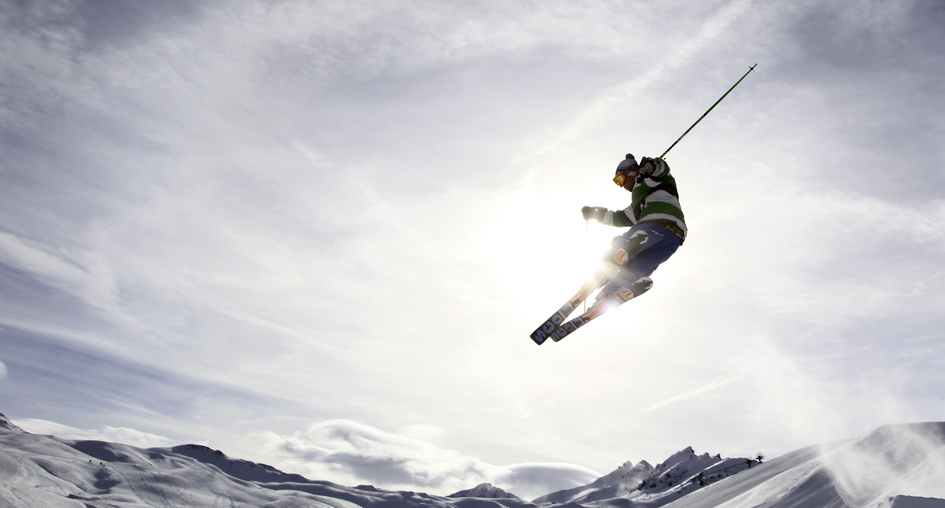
[[530, 333, 547, 346]]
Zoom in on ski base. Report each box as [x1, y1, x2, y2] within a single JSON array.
[[532, 276, 653, 344], [529, 268, 615, 345]]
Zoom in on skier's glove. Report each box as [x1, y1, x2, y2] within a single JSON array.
[[638, 157, 656, 178], [582, 206, 607, 222]]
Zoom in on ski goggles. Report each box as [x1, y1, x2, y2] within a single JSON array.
[[613, 166, 638, 186]]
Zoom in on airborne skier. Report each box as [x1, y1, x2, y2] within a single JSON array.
[[527, 154, 685, 345], [529, 64, 755, 345], [582, 153, 686, 304]]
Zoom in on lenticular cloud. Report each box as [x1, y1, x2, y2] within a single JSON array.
[[257, 419, 597, 499]]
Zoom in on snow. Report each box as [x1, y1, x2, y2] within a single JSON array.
[[0, 413, 23, 433], [663, 423, 945, 508], [450, 483, 524, 499], [2, 411, 944, 507], [536, 446, 753, 508]]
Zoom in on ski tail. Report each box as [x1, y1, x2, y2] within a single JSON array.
[[548, 276, 653, 343]]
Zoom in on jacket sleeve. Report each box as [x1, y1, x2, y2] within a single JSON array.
[[602, 209, 636, 227]]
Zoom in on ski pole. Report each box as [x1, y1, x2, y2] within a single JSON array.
[[659, 64, 757, 159]]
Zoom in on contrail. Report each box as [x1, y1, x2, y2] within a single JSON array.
[[641, 372, 745, 413]]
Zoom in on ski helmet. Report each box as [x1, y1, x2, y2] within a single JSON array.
[[613, 154, 639, 186]]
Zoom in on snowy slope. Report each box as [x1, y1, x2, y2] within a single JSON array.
[[663, 423, 945, 508], [2, 412, 945, 508]]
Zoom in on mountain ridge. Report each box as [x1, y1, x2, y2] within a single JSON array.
[[2, 412, 944, 507]]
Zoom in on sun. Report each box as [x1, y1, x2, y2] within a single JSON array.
[[472, 187, 621, 313]]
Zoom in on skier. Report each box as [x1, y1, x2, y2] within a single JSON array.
[[581, 153, 686, 307], [529, 153, 687, 344], [531, 65, 755, 344]]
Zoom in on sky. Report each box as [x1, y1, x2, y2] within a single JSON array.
[[1, 0, 944, 499]]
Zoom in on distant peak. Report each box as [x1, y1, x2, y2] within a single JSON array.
[[448, 483, 521, 499], [0, 413, 26, 434], [661, 446, 697, 464], [171, 444, 226, 457], [167, 443, 308, 483]]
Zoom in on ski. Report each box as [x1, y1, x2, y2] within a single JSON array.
[[529, 269, 613, 345], [546, 277, 652, 343], [529, 249, 632, 345]]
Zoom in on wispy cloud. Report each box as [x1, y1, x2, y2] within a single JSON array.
[[0, 231, 129, 329], [532, 0, 756, 156], [0, 325, 307, 449]]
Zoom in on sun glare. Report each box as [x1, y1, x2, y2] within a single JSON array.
[[473, 188, 620, 314]]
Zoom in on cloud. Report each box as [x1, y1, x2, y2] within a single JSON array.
[[536, 0, 755, 153], [912, 272, 945, 297], [0, 231, 129, 328], [258, 419, 598, 499], [0, 360, 6, 380], [14, 418, 172, 448]]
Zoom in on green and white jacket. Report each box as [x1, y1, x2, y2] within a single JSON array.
[[602, 158, 687, 242]]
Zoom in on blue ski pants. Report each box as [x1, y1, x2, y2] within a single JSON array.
[[600, 222, 682, 295]]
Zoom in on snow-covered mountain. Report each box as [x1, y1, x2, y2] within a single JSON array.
[[535, 446, 753, 507], [2, 411, 944, 507], [0, 411, 537, 508], [663, 422, 945, 508], [450, 483, 524, 499]]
